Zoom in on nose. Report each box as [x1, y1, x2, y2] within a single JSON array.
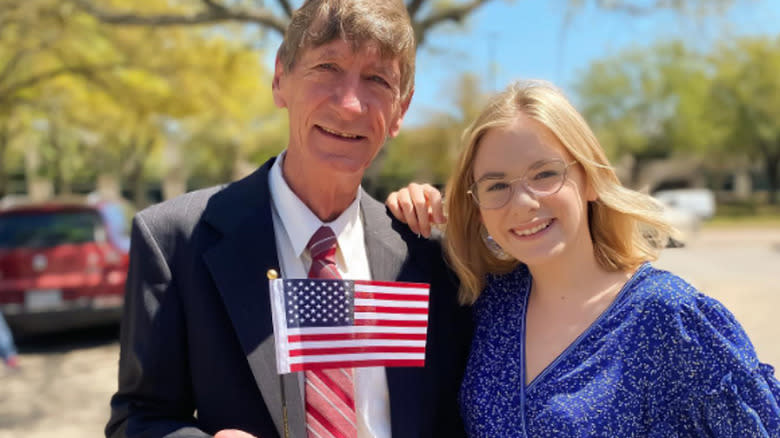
[[333, 77, 365, 117], [508, 181, 540, 209]]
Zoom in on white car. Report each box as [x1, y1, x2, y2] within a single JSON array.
[[653, 188, 716, 220]]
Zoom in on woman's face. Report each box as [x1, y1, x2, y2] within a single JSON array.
[[471, 114, 596, 269]]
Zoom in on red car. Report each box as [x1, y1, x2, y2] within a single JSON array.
[[0, 196, 131, 335]]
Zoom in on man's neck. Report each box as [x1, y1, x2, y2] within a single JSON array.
[[281, 154, 361, 222]]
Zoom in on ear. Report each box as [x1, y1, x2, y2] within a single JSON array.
[[584, 177, 598, 203], [272, 56, 287, 109], [387, 87, 414, 138]]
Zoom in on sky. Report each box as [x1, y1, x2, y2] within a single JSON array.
[[403, 0, 780, 126]]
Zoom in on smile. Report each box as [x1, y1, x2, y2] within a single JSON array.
[[317, 125, 362, 139], [511, 219, 553, 237]]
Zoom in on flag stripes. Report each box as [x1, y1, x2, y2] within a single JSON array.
[[270, 278, 431, 373]]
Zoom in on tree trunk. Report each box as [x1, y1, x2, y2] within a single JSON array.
[[49, 122, 72, 195], [766, 153, 779, 205], [162, 139, 187, 200], [130, 167, 147, 207], [0, 124, 8, 198], [23, 138, 53, 200], [126, 136, 156, 208]]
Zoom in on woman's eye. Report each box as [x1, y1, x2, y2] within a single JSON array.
[[533, 170, 560, 180], [317, 63, 337, 71], [485, 182, 510, 192]]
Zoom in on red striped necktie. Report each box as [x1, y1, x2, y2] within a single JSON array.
[[304, 226, 357, 438]]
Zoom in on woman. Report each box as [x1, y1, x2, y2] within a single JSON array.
[[387, 80, 780, 436]]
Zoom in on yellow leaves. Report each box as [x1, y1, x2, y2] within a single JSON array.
[[0, 0, 286, 194]]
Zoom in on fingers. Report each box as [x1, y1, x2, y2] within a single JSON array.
[[408, 183, 434, 238], [385, 183, 446, 238], [385, 185, 422, 235], [426, 185, 446, 225], [400, 184, 424, 236], [386, 190, 405, 225]]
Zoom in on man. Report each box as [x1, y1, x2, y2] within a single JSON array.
[[105, 1, 472, 437]]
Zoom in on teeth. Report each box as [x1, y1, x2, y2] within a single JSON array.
[[514, 220, 551, 236], [321, 126, 358, 139]]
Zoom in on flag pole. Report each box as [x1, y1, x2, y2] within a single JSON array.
[[280, 376, 290, 438], [268, 268, 290, 438]]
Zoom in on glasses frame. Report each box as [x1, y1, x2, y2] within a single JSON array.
[[467, 159, 579, 210]]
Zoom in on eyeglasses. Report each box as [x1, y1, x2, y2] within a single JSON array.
[[467, 159, 578, 209]]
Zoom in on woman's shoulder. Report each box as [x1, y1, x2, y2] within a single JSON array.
[[629, 264, 763, 371], [626, 264, 726, 318], [472, 264, 531, 312], [628, 265, 780, 434], [483, 263, 530, 295]]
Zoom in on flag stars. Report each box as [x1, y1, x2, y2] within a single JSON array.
[[284, 279, 355, 327]]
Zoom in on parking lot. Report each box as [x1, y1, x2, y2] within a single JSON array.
[[1, 226, 779, 438]]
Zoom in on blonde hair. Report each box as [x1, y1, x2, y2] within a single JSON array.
[[445, 80, 676, 304], [277, 0, 416, 100]]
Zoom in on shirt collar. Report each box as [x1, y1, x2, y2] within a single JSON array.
[[269, 151, 363, 266]]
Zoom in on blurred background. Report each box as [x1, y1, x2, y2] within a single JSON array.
[[1, 1, 779, 436]]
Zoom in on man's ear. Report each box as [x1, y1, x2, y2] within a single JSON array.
[[272, 56, 287, 109], [388, 87, 414, 138]]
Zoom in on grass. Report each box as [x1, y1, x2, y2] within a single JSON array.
[[706, 202, 780, 228]]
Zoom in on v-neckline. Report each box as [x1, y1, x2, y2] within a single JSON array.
[[521, 263, 649, 393]]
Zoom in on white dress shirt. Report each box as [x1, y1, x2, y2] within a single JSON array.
[[268, 152, 392, 438]]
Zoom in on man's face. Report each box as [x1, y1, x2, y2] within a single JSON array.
[[273, 38, 412, 178]]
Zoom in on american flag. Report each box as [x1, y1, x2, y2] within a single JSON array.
[[269, 278, 430, 373]]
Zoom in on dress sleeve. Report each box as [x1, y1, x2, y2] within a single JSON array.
[[674, 292, 780, 437]]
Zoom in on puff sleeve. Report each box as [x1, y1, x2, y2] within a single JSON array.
[[673, 291, 780, 437]]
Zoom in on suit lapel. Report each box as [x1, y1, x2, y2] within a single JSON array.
[[202, 158, 305, 438], [361, 193, 427, 438]]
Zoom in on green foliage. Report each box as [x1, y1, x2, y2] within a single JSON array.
[[576, 41, 719, 167], [367, 72, 488, 198], [710, 36, 780, 203], [577, 34, 780, 202], [0, 0, 285, 204]]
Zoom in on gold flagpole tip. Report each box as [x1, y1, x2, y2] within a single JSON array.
[[267, 269, 279, 280]]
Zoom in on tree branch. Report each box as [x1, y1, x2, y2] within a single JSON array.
[[69, 0, 288, 36], [201, 0, 229, 13], [406, 0, 428, 19], [0, 64, 124, 102], [592, 0, 728, 16], [276, 0, 294, 18], [415, 0, 493, 46], [0, 50, 31, 86]]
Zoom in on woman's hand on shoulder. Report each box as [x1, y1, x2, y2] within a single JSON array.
[[385, 183, 446, 238]]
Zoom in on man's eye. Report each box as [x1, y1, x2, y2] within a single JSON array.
[[369, 75, 390, 88], [316, 63, 337, 71]]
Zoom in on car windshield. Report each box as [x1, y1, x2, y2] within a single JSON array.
[[0, 210, 103, 249]]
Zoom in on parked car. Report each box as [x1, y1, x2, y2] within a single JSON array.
[[0, 196, 132, 335], [653, 188, 716, 220], [652, 188, 716, 247]]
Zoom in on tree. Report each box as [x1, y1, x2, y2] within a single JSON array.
[[710, 36, 780, 204], [68, 0, 745, 50], [69, 0, 504, 48], [368, 72, 488, 198], [0, 0, 280, 205], [575, 41, 718, 187]]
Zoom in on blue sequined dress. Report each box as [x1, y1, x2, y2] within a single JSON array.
[[460, 263, 780, 437]]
